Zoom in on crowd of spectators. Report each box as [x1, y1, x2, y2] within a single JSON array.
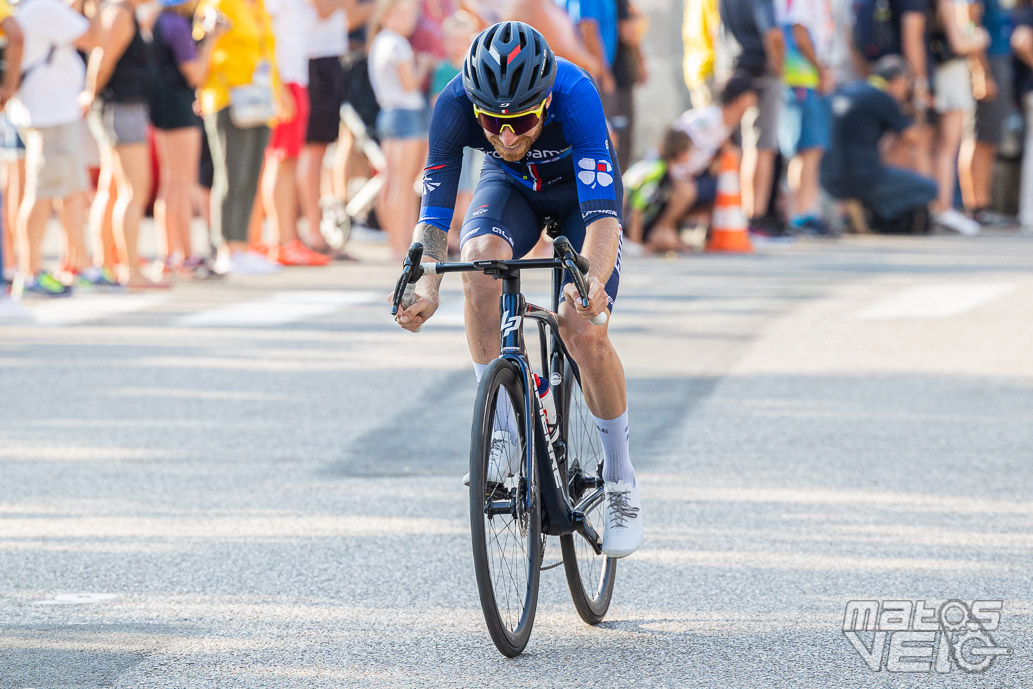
[[639, 0, 1033, 253], [0, 0, 647, 298], [0, 0, 1028, 299]]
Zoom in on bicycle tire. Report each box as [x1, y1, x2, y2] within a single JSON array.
[[559, 363, 616, 624], [469, 358, 543, 657]]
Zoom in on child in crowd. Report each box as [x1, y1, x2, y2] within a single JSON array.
[[624, 128, 698, 253], [624, 74, 758, 253]]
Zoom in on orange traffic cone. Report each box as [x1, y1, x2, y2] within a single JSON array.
[[706, 149, 753, 253]]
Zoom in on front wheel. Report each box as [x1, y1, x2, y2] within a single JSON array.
[[469, 358, 542, 657], [559, 363, 617, 624]]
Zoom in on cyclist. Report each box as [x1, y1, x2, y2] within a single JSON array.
[[393, 21, 642, 558]]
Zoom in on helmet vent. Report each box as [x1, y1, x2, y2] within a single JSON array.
[[511, 64, 525, 92], [484, 68, 499, 97]]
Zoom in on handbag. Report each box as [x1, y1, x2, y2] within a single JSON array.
[[227, 60, 275, 128]]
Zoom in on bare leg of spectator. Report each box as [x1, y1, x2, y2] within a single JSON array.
[[16, 196, 52, 277], [959, 136, 995, 214], [787, 149, 822, 220], [248, 169, 266, 249], [933, 110, 964, 214], [196, 185, 211, 232], [377, 136, 418, 260], [299, 143, 329, 247], [742, 148, 776, 219], [57, 192, 88, 273], [89, 149, 118, 275], [333, 126, 355, 201], [155, 128, 201, 270], [262, 154, 299, 246], [2, 158, 24, 275], [111, 143, 159, 288], [332, 125, 370, 202]]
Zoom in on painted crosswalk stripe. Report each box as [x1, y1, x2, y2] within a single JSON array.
[[26, 294, 172, 326], [175, 290, 380, 327], [856, 282, 1017, 320]]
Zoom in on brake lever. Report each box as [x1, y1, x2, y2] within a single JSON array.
[[390, 265, 412, 315], [555, 237, 607, 326], [391, 242, 425, 316]]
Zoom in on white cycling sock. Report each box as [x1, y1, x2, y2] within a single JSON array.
[[474, 362, 520, 441], [593, 409, 634, 484]]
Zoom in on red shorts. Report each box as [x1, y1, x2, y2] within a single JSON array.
[[267, 82, 310, 159]]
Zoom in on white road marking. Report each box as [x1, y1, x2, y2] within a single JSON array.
[[25, 294, 172, 326], [34, 593, 119, 606], [855, 282, 1017, 320], [175, 290, 380, 327]]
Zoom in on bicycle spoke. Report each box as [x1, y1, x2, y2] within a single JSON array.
[[561, 367, 613, 617], [482, 431, 529, 633]]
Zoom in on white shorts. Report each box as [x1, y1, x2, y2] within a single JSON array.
[[934, 60, 975, 114]]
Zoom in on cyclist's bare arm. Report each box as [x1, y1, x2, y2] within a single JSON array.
[[394, 223, 447, 331], [563, 216, 619, 320]]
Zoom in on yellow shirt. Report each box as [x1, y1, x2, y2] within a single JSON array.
[[195, 0, 280, 116], [682, 0, 718, 88], [0, 0, 14, 30]]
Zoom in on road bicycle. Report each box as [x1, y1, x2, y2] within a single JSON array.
[[391, 221, 617, 656]]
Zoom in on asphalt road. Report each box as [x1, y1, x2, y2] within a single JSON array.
[[1, 230, 1032, 688]]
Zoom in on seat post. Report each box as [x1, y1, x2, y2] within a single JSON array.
[[544, 217, 561, 239]]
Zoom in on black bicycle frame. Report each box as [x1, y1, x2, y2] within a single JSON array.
[[393, 246, 605, 545]]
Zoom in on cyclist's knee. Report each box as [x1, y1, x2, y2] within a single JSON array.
[[462, 270, 498, 307], [560, 313, 610, 363], [460, 232, 512, 262]]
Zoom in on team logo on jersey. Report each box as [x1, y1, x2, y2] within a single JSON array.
[[472, 204, 490, 216], [423, 179, 441, 194], [577, 158, 613, 188]]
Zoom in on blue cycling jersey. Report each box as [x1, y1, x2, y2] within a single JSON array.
[[418, 59, 620, 232]]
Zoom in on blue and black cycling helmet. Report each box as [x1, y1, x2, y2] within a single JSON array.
[[462, 21, 557, 114]]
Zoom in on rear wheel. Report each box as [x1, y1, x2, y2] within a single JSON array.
[[469, 358, 542, 656], [558, 363, 617, 624]]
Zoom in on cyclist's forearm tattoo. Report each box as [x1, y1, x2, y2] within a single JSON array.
[[413, 222, 447, 292], [413, 223, 448, 261]]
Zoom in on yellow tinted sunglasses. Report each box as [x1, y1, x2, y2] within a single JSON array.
[[473, 99, 548, 136]]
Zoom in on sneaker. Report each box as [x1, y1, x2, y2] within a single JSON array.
[[183, 256, 223, 280], [601, 480, 643, 558], [462, 430, 521, 486], [749, 214, 794, 241], [935, 208, 980, 236], [790, 216, 837, 238], [275, 239, 331, 266], [249, 242, 273, 258], [228, 250, 282, 275], [971, 208, 1013, 228], [14, 271, 74, 299], [78, 266, 123, 289]]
